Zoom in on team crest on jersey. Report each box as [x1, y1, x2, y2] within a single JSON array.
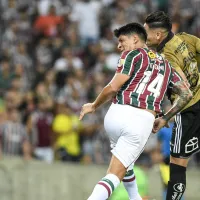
[[148, 51, 156, 59], [118, 59, 125, 67]]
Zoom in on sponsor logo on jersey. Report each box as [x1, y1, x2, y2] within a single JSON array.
[[117, 59, 125, 67], [148, 51, 156, 59]]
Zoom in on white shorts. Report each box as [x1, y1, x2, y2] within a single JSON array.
[[104, 103, 155, 170]]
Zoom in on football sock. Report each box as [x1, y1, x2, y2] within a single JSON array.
[[87, 173, 120, 200], [123, 169, 142, 200], [166, 163, 186, 200]]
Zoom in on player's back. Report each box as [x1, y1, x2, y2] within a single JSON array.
[[114, 48, 181, 113]]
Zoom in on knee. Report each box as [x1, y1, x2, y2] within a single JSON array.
[[170, 156, 189, 167]]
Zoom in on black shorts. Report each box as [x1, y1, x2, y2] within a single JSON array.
[[170, 100, 200, 158]]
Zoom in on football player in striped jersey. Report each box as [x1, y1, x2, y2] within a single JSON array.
[[79, 22, 192, 200]]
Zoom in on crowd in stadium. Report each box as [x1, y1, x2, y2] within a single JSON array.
[[0, 0, 200, 167]]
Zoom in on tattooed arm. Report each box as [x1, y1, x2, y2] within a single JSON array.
[[163, 81, 192, 121], [152, 81, 192, 133]]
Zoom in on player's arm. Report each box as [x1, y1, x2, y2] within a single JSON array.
[[79, 50, 139, 120], [162, 80, 192, 122], [153, 71, 192, 133], [79, 73, 130, 120], [94, 73, 130, 109]]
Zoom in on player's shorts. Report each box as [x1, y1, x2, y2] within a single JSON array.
[[170, 100, 200, 158], [104, 103, 155, 170]]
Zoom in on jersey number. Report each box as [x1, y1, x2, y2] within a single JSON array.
[[136, 71, 164, 97]]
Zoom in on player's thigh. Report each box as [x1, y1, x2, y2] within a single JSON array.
[[111, 109, 155, 169], [170, 101, 200, 159]]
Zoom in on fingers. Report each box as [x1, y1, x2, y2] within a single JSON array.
[[79, 110, 85, 120], [152, 126, 159, 133], [165, 122, 170, 128]]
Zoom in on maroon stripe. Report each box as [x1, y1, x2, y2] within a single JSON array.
[[137, 48, 150, 108], [123, 49, 147, 105], [98, 182, 111, 197], [124, 53, 141, 104], [122, 176, 136, 182], [154, 59, 170, 112]]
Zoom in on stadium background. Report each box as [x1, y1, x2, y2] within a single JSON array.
[[0, 0, 200, 199]]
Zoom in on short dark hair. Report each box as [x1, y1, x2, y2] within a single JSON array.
[[114, 22, 147, 42], [145, 11, 172, 31]]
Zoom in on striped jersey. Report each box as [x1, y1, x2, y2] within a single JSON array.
[[113, 48, 182, 113]]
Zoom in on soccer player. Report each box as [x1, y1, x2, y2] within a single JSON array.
[[79, 22, 192, 200], [144, 11, 200, 200]]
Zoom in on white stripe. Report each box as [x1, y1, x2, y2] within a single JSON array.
[[123, 52, 139, 104], [136, 52, 144, 107], [175, 114, 179, 153], [129, 53, 143, 104], [122, 51, 135, 104], [173, 115, 178, 153], [178, 114, 182, 153], [174, 113, 181, 153]]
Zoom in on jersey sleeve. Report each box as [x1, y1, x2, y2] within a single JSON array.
[[116, 50, 140, 76], [187, 33, 200, 54]]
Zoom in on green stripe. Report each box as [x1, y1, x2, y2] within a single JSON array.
[[122, 50, 140, 75], [102, 178, 115, 192], [125, 169, 134, 177], [147, 95, 155, 110], [130, 92, 139, 106]]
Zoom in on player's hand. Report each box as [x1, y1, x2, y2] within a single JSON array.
[[79, 103, 95, 120], [152, 118, 169, 133], [185, 80, 190, 88]]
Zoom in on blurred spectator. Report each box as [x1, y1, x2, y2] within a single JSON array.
[[12, 43, 33, 83], [2, 20, 19, 54], [27, 96, 54, 163], [35, 38, 52, 68], [54, 47, 83, 72], [34, 5, 64, 37], [0, 59, 15, 96], [52, 102, 82, 162], [0, 109, 32, 160], [70, 0, 102, 46]]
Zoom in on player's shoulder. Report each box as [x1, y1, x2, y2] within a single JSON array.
[[176, 32, 193, 38], [120, 49, 141, 59], [176, 32, 199, 43]]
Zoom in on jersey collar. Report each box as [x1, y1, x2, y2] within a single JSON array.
[[156, 31, 174, 53]]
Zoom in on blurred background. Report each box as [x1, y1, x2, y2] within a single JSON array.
[[0, 0, 200, 199]]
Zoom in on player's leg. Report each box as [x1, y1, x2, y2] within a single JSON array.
[[166, 101, 200, 200], [87, 104, 155, 200], [122, 163, 142, 200], [166, 156, 188, 200], [87, 155, 125, 200]]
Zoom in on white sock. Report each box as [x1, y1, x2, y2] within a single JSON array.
[[123, 169, 142, 200], [87, 173, 120, 200]]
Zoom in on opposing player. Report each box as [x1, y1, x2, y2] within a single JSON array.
[[144, 11, 200, 199], [79, 22, 192, 200]]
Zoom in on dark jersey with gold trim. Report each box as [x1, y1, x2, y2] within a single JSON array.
[[157, 32, 200, 110]]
